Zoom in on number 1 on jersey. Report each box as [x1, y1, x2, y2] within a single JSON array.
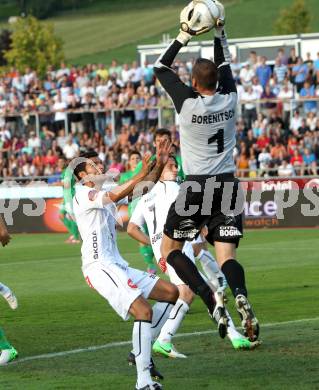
[[208, 128, 224, 154]]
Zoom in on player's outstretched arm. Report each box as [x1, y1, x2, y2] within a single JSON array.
[[127, 223, 150, 246], [104, 154, 153, 204], [0, 215, 11, 247], [141, 138, 172, 186], [106, 139, 171, 204]]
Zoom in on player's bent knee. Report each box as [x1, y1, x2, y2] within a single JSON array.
[[178, 285, 194, 304], [129, 297, 153, 321], [166, 283, 179, 303]]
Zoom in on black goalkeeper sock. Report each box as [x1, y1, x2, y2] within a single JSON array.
[[221, 259, 247, 298], [167, 250, 215, 313]]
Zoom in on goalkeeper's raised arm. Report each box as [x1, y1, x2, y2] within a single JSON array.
[[153, 29, 196, 114], [214, 27, 237, 95], [154, 0, 235, 114]]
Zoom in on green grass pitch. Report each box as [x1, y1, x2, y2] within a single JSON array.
[[1, 0, 319, 64], [0, 229, 319, 389]]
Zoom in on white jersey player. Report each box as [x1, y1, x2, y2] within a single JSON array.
[[128, 157, 260, 352], [72, 147, 178, 390]]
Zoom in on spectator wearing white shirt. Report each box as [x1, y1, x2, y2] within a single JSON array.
[[56, 62, 70, 81], [63, 136, 79, 160], [278, 159, 295, 177], [53, 91, 67, 132], [258, 147, 272, 176], [96, 80, 109, 103], [290, 110, 303, 133], [306, 112, 317, 131], [240, 63, 255, 88], [130, 61, 143, 89], [278, 82, 294, 128], [80, 81, 95, 99], [23, 67, 36, 87], [121, 63, 132, 84], [242, 86, 258, 129], [251, 76, 263, 99], [27, 131, 41, 150]]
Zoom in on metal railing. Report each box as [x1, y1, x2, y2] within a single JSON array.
[[0, 97, 318, 136]]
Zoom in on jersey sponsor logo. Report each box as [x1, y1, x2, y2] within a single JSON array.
[[219, 226, 242, 238], [173, 228, 198, 240], [88, 190, 98, 201], [151, 232, 163, 245], [92, 231, 99, 259], [191, 109, 235, 125], [127, 279, 138, 289]]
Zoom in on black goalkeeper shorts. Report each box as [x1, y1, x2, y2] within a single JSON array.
[[164, 173, 244, 247]]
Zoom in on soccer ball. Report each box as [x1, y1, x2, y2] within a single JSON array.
[[181, 0, 225, 36]]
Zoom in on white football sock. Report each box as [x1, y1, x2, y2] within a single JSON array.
[[150, 302, 173, 341], [133, 320, 153, 389], [0, 282, 10, 296], [197, 249, 223, 290], [225, 309, 243, 341], [157, 299, 189, 344]]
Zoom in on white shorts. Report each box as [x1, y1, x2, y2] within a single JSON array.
[[83, 262, 159, 320]]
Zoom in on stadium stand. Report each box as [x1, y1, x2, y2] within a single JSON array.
[[0, 49, 318, 180]]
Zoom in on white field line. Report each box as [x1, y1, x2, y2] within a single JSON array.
[[0, 246, 315, 267], [11, 316, 319, 365]]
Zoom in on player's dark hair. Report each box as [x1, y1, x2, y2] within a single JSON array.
[[168, 154, 178, 167], [154, 128, 172, 141], [73, 150, 98, 180], [192, 58, 218, 91], [129, 150, 141, 159]]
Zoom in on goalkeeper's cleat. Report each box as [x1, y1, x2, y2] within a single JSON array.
[[152, 340, 187, 359], [0, 347, 18, 365], [209, 291, 228, 339], [136, 381, 162, 390], [235, 294, 259, 341], [128, 352, 164, 381], [3, 290, 18, 310], [231, 337, 262, 350]]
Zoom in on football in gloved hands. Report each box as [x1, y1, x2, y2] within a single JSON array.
[[180, 0, 225, 36]]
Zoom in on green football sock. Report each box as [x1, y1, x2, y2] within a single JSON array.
[[139, 245, 156, 268], [69, 220, 80, 240], [0, 327, 11, 350]]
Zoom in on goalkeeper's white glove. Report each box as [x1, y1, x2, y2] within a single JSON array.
[[212, 0, 226, 38], [176, 2, 195, 46]]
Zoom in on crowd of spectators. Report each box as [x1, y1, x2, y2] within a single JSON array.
[[0, 47, 319, 180]]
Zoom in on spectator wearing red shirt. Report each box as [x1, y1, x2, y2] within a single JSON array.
[[288, 136, 298, 156], [290, 149, 304, 175], [43, 149, 58, 167], [256, 132, 270, 150]]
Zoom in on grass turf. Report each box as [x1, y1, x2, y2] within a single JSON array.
[[1, 0, 319, 64], [0, 229, 319, 389]]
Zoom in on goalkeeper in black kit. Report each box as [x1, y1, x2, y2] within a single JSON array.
[[154, 0, 260, 344]]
